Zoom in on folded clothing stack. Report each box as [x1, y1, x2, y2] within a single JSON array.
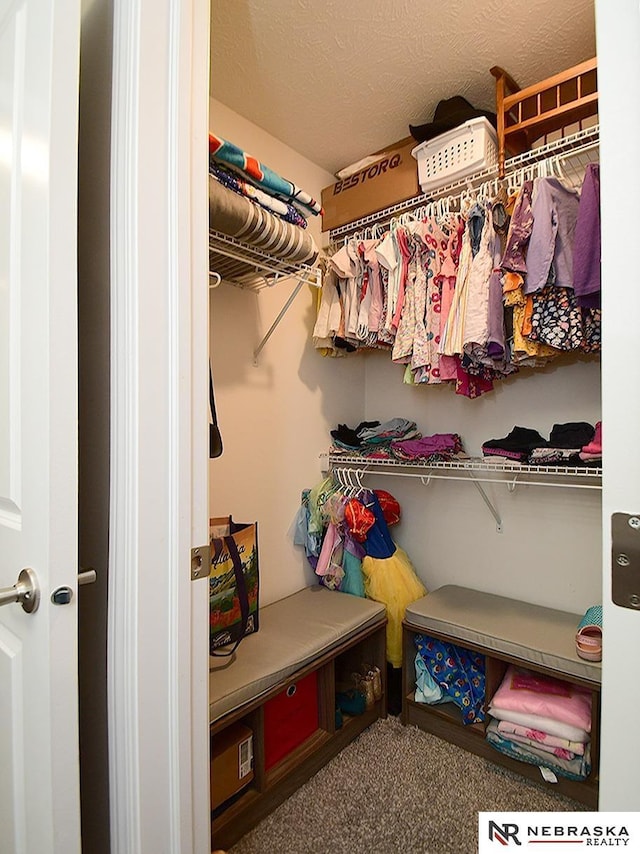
[[209, 133, 323, 220], [482, 422, 601, 467], [579, 421, 602, 464], [486, 665, 592, 781], [330, 418, 420, 454], [482, 426, 547, 463]]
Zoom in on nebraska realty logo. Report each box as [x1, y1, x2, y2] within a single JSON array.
[[479, 813, 638, 851]]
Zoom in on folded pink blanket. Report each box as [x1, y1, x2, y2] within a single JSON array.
[[496, 719, 585, 757], [491, 665, 592, 732]]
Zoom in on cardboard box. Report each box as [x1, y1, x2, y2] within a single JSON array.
[[211, 723, 254, 810], [321, 137, 420, 232]]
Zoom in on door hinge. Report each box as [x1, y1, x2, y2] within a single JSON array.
[[191, 544, 210, 581], [612, 513, 640, 609]]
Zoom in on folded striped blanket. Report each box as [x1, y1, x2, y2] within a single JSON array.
[[210, 177, 318, 266], [210, 133, 323, 217]]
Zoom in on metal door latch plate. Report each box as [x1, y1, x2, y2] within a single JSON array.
[[190, 544, 210, 581], [612, 513, 640, 610]]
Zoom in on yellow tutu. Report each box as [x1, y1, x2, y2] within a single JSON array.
[[362, 545, 427, 668]]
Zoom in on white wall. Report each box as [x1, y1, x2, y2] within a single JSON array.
[[363, 353, 602, 612], [209, 98, 366, 605]]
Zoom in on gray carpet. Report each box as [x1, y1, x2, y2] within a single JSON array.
[[230, 716, 586, 854]]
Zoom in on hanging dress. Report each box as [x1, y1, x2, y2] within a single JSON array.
[[360, 492, 426, 668]]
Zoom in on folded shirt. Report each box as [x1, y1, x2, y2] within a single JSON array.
[[548, 422, 595, 449], [390, 433, 464, 461], [482, 426, 547, 462], [491, 665, 592, 732], [496, 719, 585, 757], [528, 447, 582, 466], [488, 705, 589, 744]]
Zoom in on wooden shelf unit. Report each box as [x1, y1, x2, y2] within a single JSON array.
[[491, 58, 598, 177], [211, 618, 387, 851], [401, 620, 600, 808]]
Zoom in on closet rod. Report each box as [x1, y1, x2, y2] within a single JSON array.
[[331, 464, 601, 533], [331, 466, 602, 490]]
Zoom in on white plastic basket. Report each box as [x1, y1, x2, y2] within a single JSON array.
[[411, 117, 499, 193]]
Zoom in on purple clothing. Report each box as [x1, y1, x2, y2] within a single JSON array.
[[501, 181, 534, 274], [524, 178, 580, 294], [572, 163, 601, 308], [486, 270, 506, 360], [390, 433, 461, 461]]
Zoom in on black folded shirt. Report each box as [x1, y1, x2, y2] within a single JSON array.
[[482, 426, 548, 462]]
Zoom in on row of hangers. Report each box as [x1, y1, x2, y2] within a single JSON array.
[[331, 466, 368, 498], [333, 145, 596, 249]]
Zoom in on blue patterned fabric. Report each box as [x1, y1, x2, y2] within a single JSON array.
[[414, 634, 486, 725]]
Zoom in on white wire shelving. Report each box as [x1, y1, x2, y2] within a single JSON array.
[[322, 451, 602, 533], [326, 124, 600, 241], [209, 124, 599, 361], [209, 229, 321, 363], [209, 229, 321, 292]]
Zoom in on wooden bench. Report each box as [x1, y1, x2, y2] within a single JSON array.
[[402, 585, 601, 807], [210, 586, 388, 850]]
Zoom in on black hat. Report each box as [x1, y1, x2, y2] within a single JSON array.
[[409, 96, 497, 143]]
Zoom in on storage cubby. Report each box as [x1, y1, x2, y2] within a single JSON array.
[[211, 614, 387, 850], [402, 620, 600, 807]]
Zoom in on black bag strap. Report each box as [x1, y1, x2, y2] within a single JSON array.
[[210, 535, 250, 657], [209, 362, 223, 459]]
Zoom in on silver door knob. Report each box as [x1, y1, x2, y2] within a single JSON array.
[[0, 567, 41, 614]]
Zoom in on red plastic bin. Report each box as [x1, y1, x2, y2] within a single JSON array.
[[263, 671, 319, 771]]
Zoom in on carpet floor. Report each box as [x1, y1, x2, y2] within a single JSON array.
[[230, 716, 587, 854]]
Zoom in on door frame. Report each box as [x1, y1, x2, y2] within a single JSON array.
[[108, 1, 210, 852], [595, 0, 640, 810], [105, 2, 640, 848]]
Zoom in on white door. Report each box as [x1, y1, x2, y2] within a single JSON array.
[[0, 0, 81, 851], [596, 0, 640, 810]]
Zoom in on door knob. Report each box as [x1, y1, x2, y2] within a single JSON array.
[[0, 567, 41, 614]]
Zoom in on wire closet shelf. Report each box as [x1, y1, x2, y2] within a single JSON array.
[[326, 124, 599, 242], [209, 229, 321, 292], [326, 452, 602, 491]]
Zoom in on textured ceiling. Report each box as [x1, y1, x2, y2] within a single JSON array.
[[210, 0, 596, 176]]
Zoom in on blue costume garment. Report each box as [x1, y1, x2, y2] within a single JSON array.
[[414, 634, 486, 725]]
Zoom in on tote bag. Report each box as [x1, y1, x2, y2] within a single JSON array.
[[209, 516, 259, 655]]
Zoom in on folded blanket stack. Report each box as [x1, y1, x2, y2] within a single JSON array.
[[486, 664, 593, 781], [209, 133, 324, 283], [210, 133, 323, 222]]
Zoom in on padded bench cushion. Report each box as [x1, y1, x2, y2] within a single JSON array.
[[210, 586, 386, 724], [405, 585, 601, 685]]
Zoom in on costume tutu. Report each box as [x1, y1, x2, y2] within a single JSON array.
[[361, 493, 426, 667]]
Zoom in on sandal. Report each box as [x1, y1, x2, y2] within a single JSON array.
[[576, 605, 602, 662]]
